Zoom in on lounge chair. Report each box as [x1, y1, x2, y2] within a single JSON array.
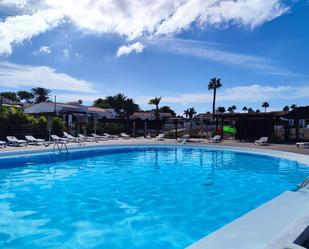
[[179, 134, 190, 144], [210, 135, 222, 143], [25, 135, 45, 145], [296, 142, 309, 148], [63, 132, 79, 142], [255, 137, 269, 146], [0, 141, 6, 148], [155, 134, 165, 141], [120, 133, 130, 139], [91, 133, 108, 141], [6, 136, 27, 147], [103, 133, 119, 139], [51, 135, 68, 143], [78, 134, 96, 142]]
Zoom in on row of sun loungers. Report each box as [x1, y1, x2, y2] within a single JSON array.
[[0, 132, 132, 148]]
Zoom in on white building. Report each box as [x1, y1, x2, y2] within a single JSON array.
[[88, 107, 117, 119], [130, 111, 172, 120], [25, 102, 117, 119]]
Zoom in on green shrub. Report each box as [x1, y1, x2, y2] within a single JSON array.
[[96, 122, 124, 135], [52, 117, 65, 136]]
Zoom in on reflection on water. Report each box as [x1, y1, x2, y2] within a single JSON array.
[[0, 147, 308, 249]]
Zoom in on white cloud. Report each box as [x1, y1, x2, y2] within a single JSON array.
[[116, 42, 145, 57], [0, 9, 63, 55], [0, 61, 94, 92], [147, 38, 301, 76], [36, 46, 51, 54], [0, 0, 289, 55], [140, 84, 309, 104]]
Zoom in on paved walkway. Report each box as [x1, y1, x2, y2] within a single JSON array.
[[0, 138, 308, 156]]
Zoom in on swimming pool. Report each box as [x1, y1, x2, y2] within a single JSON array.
[[0, 146, 308, 249]]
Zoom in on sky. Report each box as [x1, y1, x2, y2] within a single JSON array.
[[0, 0, 308, 115]]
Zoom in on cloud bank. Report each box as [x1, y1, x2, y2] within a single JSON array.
[[0, 0, 289, 55], [0, 62, 94, 92], [141, 84, 309, 104]]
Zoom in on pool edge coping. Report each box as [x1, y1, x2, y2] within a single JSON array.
[[1, 143, 309, 166]]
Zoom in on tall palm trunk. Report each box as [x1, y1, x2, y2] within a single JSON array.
[[212, 88, 216, 119], [156, 105, 159, 119]]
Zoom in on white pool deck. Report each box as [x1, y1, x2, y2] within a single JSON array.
[[0, 138, 309, 249]]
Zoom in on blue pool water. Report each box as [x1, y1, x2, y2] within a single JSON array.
[[0, 146, 308, 249]]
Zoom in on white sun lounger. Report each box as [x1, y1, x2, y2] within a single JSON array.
[[78, 134, 96, 142], [156, 134, 165, 141], [179, 134, 190, 144], [0, 141, 6, 148], [255, 137, 269, 146], [91, 134, 108, 141], [210, 135, 222, 143], [120, 133, 130, 139], [25, 135, 45, 145], [63, 132, 79, 142], [6, 136, 27, 147], [51, 135, 68, 143], [103, 133, 119, 139], [296, 142, 309, 148]]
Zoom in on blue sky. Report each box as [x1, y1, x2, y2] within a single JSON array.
[[0, 0, 308, 114]]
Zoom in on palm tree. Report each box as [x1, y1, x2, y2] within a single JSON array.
[[227, 106, 233, 113], [208, 77, 222, 119], [187, 107, 196, 119], [283, 105, 290, 112], [228, 105, 236, 113], [0, 92, 20, 102], [290, 104, 297, 110], [262, 101, 270, 112], [183, 109, 189, 119], [217, 106, 226, 113], [185, 107, 197, 129], [17, 91, 34, 103], [148, 97, 161, 119], [123, 98, 139, 120], [242, 106, 248, 113], [31, 87, 51, 103]]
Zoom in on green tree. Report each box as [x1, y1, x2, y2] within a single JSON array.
[[0, 92, 19, 102], [52, 117, 65, 136], [93, 94, 140, 118], [208, 77, 222, 119], [217, 106, 226, 113], [262, 101, 270, 112], [31, 87, 51, 103], [17, 91, 34, 103], [242, 106, 248, 112], [159, 106, 176, 117], [256, 109, 261, 113], [184, 109, 189, 119], [290, 104, 297, 110], [228, 105, 236, 113], [148, 97, 161, 120], [248, 107, 254, 113], [186, 107, 197, 129], [92, 98, 112, 109], [283, 105, 290, 112], [123, 98, 139, 120]]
